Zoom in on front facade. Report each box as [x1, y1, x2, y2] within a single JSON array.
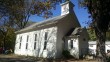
[[64, 27, 89, 58], [14, 1, 88, 59]]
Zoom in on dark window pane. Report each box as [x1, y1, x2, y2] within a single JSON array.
[[89, 44, 93, 47], [44, 32, 48, 50], [34, 42, 36, 49], [20, 36, 22, 42], [19, 43, 21, 49], [27, 35, 29, 42], [45, 32, 48, 40], [26, 43, 28, 49], [44, 41, 47, 50], [26, 35, 29, 49], [19, 36, 22, 49], [70, 40, 73, 48], [35, 34, 37, 41]]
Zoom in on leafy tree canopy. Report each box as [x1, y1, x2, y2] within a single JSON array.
[[0, 0, 64, 29], [87, 27, 110, 41], [79, 0, 110, 32]]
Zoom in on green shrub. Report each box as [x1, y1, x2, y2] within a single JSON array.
[[62, 50, 73, 59], [107, 57, 110, 62]]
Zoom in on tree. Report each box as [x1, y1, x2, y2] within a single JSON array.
[[0, 18, 16, 51], [106, 31, 110, 41], [79, 0, 110, 62], [87, 27, 96, 41], [0, 0, 64, 29], [87, 27, 110, 41]]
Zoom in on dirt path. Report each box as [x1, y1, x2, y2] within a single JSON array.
[[0, 54, 98, 62], [0, 54, 36, 62]]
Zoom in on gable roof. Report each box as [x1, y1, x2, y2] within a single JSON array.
[[15, 14, 69, 34], [71, 27, 83, 35], [65, 28, 75, 36], [16, 9, 81, 34], [66, 27, 83, 37]]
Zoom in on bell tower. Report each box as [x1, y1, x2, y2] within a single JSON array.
[[61, 1, 74, 16]]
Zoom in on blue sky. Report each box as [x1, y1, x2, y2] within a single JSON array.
[[29, 0, 90, 27]]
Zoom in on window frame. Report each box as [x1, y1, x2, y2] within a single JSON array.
[[26, 35, 29, 49], [34, 42, 36, 50], [44, 32, 48, 50], [19, 36, 22, 49], [35, 34, 37, 41], [70, 40, 73, 49]]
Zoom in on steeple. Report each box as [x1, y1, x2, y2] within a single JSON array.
[[61, 1, 74, 15]]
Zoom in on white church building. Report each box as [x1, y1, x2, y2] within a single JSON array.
[[14, 1, 89, 59]]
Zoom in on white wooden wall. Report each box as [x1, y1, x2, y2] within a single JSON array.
[[14, 27, 57, 58], [68, 38, 79, 59]]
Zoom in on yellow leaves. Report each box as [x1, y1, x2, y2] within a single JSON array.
[[7, 27, 15, 35], [87, 27, 96, 40], [44, 1, 51, 10]]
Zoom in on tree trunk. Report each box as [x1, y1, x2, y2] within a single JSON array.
[[3, 36, 6, 52], [95, 28, 107, 62]]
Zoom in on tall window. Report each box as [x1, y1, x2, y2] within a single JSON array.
[[34, 34, 37, 50], [26, 35, 29, 49], [35, 34, 37, 41], [70, 40, 73, 48], [44, 32, 48, 50], [19, 36, 22, 49]]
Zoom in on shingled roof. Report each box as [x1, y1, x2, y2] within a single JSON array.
[[15, 14, 69, 34]]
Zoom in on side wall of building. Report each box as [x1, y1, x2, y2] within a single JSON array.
[[14, 27, 57, 58], [78, 28, 89, 58], [56, 14, 80, 58]]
